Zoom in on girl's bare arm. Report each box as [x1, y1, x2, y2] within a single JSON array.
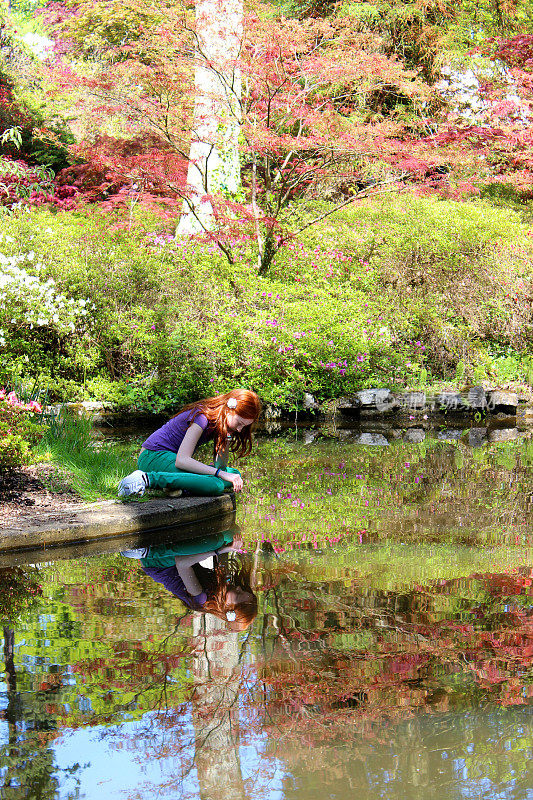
[[175, 551, 217, 596], [175, 425, 243, 491], [214, 438, 230, 470]]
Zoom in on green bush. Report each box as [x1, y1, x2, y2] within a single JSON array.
[[0, 195, 532, 411]]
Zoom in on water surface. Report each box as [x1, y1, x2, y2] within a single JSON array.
[[2, 424, 533, 799]]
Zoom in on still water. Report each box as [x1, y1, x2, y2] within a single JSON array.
[[1, 423, 533, 799]]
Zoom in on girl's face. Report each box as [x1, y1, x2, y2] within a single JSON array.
[[227, 413, 255, 433], [226, 586, 254, 605]]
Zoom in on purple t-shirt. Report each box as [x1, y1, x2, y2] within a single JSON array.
[[142, 410, 213, 453], [141, 564, 209, 610]]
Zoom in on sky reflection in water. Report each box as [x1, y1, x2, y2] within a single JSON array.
[[1, 426, 533, 799]]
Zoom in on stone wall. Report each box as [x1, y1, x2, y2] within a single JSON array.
[[46, 386, 533, 430]]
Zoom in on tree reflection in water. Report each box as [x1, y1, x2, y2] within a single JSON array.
[[0, 567, 82, 799], [99, 555, 533, 800], [0, 546, 532, 798], [191, 614, 247, 800]]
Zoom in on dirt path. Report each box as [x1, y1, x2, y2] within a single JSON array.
[[0, 464, 82, 528]]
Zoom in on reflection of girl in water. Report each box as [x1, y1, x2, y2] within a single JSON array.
[[123, 530, 258, 630]]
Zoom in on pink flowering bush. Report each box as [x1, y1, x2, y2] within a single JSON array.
[[0, 157, 79, 210], [0, 390, 43, 471]]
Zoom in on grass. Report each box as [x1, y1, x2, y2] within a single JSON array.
[[36, 414, 138, 502]]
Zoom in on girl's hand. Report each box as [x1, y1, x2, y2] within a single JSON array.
[[222, 472, 243, 492], [218, 536, 244, 554]]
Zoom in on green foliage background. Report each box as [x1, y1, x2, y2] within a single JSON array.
[[0, 195, 532, 411]]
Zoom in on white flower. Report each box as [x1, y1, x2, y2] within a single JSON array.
[[225, 610, 236, 621], [227, 397, 237, 409]]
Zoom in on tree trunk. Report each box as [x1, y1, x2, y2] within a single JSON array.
[[191, 615, 246, 800], [258, 228, 278, 275], [177, 0, 243, 235]]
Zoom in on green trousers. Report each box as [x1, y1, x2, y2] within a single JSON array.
[[141, 531, 235, 568], [137, 449, 240, 497]]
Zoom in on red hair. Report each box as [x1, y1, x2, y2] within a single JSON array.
[[175, 390, 262, 458], [203, 563, 258, 629], [192, 559, 258, 630]]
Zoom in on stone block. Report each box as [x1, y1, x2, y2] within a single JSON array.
[[336, 395, 362, 416], [357, 433, 390, 446], [403, 428, 426, 444], [437, 392, 466, 412], [437, 429, 463, 441], [303, 392, 318, 410], [355, 388, 394, 412], [401, 392, 427, 411], [467, 386, 487, 409], [488, 427, 518, 443], [468, 427, 488, 447], [486, 390, 518, 413]]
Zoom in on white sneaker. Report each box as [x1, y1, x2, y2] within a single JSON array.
[[121, 548, 149, 558], [118, 470, 148, 497]]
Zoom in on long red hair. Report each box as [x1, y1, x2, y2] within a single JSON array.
[[201, 561, 258, 630], [175, 390, 262, 457]]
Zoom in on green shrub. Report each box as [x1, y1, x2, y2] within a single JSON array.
[[1, 195, 532, 410]]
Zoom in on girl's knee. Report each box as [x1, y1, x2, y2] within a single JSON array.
[[212, 478, 227, 495]]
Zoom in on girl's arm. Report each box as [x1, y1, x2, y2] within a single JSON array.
[[175, 425, 243, 491], [175, 550, 217, 598], [174, 551, 217, 569]]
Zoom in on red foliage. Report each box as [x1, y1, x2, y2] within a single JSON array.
[[55, 134, 188, 209], [494, 34, 533, 71], [0, 156, 79, 209]]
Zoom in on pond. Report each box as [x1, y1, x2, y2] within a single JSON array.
[[1, 422, 533, 799]]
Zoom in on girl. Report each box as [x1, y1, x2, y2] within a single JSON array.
[[123, 529, 258, 630], [118, 389, 262, 498]]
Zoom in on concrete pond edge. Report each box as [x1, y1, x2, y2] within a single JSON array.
[[0, 493, 236, 556]]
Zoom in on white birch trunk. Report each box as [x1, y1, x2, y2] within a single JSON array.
[[177, 0, 243, 235], [191, 614, 246, 799]]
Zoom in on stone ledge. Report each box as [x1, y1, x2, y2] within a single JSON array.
[[323, 386, 532, 420], [0, 493, 236, 554]]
